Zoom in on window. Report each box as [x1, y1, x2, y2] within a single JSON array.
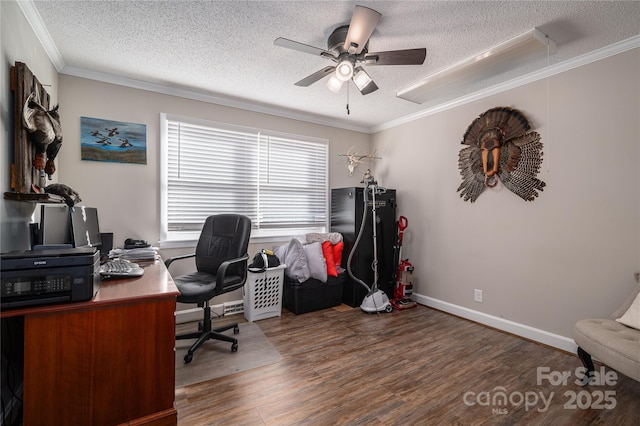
[[160, 114, 328, 244]]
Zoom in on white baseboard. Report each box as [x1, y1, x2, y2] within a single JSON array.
[[175, 307, 208, 324], [413, 293, 578, 354], [175, 294, 578, 354]]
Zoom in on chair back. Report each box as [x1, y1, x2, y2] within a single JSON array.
[[195, 214, 251, 278]]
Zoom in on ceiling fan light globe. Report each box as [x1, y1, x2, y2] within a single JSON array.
[[353, 68, 373, 90], [336, 60, 354, 81], [327, 74, 344, 92]]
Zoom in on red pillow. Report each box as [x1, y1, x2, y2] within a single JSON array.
[[321, 241, 338, 277], [332, 241, 344, 268]]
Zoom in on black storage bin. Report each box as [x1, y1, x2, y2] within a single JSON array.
[[283, 273, 345, 314]]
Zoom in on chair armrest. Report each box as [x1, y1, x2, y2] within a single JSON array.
[[164, 252, 195, 269], [216, 253, 250, 291]]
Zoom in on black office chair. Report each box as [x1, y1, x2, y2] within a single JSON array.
[[165, 214, 251, 363]]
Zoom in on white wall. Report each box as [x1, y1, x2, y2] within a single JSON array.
[[2, 0, 372, 307], [57, 75, 371, 250], [56, 75, 372, 304], [4, 0, 639, 346], [373, 48, 640, 340], [1, 0, 59, 252]]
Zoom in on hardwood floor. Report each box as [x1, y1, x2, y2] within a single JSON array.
[[175, 305, 639, 425]]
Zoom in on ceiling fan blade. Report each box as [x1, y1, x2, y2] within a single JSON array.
[[358, 79, 378, 95], [344, 5, 381, 54], [364, 48, 427, 65], [274, 37, 334, 58], [294, 66, 336, 87]]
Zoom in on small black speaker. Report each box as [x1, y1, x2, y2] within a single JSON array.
[[100, 232, 113, 257], [29, 222, 40, 249]]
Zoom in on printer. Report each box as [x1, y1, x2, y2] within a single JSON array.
[[1, 247, 100, 309]]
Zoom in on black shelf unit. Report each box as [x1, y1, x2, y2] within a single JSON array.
[[330, 187, 397, 307]]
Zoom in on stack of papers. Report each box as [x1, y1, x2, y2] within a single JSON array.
[[109, 247, 158, 262]]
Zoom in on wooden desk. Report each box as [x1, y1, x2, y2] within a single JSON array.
[[1, 260, 179, 426]]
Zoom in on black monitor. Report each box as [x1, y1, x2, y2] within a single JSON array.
[[39, 204, 72, 246], [70, 206, 102, 249]]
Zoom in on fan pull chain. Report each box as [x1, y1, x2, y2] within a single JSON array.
[[346, 82, 350, 115]]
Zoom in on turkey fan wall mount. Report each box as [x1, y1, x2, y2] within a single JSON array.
[[274, 5, 426, 96], [457, 107, 546, 203]]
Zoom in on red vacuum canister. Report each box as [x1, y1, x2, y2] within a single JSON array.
[[392, 259, 417, 310], [391, 216, 417, 310], [395, 259, 414, 299]]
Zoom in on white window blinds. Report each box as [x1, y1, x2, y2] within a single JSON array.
[[161, 114, 328, 240], [257, 134, 328, 228]]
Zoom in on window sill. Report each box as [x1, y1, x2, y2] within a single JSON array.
[[158, 239, 198, 249]]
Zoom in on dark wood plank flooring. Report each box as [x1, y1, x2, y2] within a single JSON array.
[[175, 305, 639, 425]]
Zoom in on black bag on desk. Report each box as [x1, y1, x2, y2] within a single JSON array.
[[248, 249, 280, 273]]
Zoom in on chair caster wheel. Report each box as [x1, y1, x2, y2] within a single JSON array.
[[234, 326, 240, 334], [231, 342, 238, 352], [184, 353, 193, 363]]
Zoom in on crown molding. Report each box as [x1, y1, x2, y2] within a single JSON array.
[[17, 0, 65, 71], [372, 35, 640, 133], [18, 2, 370, 134], [59, 66, 371, 134], [19, 0, 639, 136]]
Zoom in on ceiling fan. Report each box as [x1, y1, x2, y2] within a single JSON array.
[[274, 5, 426, 95]]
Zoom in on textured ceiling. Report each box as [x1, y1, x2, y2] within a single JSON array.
[[27, 1, 640, 132]]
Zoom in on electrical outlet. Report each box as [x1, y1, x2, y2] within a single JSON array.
[[474, 289, 483, 303]]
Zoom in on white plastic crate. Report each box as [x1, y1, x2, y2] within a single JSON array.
[[243, 264, 286, 322]]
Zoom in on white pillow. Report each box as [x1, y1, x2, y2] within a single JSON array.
[[616, 292, 640, 330], [303, 242, 327, 283], [274, 239, 310, 283]]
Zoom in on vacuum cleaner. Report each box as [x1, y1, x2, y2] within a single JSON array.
[[390, 216, 417, 310], [346, 172, 393, 314]]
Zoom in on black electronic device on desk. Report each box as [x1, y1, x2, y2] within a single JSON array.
[[0, 247, 100, 309], [124, 238, 150, 249]]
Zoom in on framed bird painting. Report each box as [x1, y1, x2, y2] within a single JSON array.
[[80, 116, 147, 164]]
